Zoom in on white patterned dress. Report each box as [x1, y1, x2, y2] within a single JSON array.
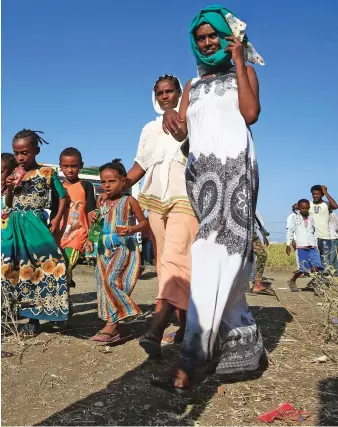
[[180, 66, 264, 375]]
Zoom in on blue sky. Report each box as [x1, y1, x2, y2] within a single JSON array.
[[2, 0, 338, 241]]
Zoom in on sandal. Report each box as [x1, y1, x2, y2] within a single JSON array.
[[150, 367, 191, 395], [1, 351, 13, 358], [250, 286, 275, 296], [19, 322, 41, 338], [91, 331, 121, 344], [161, 331, 184, 345], [139, 333, 162, 358]]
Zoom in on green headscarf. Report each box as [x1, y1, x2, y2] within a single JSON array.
[[190, 5, 236, 69], [189, 4, 264, 74]]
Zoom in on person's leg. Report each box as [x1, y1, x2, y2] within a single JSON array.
[[287, 248, 308, 292], [252, 234, 269, 292], [141, 212, 198, 354], [318, 238, 332, 271], [334, 240, 338, 275], [216, 258, 264, 375], [176, 239, 263, 387], [140, 213, 172, 355], [63, 247, 80, 287], [94, 247, 141, 340], [145, 240, 152, 264], [329, 239, 338, 274], [249, 254, 256, 282], [148, 212, 166, 281], [158, 212, 198, 340]]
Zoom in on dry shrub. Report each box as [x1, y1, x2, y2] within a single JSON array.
[[1, 287, 21, 342], [266, 243, 297, 271], [312, 270, 338, 344]]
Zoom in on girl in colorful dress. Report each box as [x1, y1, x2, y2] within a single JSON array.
[[88, 159, 149, 344], [1, 130, 69, 337]]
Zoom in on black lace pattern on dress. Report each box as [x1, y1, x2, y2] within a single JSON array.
[[185, 151, 258, 257], [190, 71, 238, 106]]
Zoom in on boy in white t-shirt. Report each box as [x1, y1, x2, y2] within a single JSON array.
[[310, 185, 337, 269]]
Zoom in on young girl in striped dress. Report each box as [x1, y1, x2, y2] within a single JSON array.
[[88, 159, 148, 344]]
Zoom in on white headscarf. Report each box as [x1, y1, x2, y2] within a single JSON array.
[[152, 75, 183, 115]]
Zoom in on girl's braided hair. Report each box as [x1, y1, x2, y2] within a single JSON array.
[[13, 129, 49, 147], [99, 159, 127, 177], [153, 74, 181, 95]]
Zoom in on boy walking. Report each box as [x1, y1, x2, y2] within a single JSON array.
[[54, 148, 96, 287], [286, 199, 323, 292]]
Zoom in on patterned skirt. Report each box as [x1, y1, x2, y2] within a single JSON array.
[[1, 210, 69, 321], [96, 238, 141, 323], [179, 149, 264, 375]]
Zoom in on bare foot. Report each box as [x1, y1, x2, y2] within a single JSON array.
[[99, 323, 119, 339], [253, 280, 267, 292]]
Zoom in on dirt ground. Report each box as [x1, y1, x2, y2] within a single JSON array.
[[2, 266, 337, 426]]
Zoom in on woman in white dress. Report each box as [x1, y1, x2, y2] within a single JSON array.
[[154, 5, 266, 391]]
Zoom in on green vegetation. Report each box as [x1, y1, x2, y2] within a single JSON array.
[[266, 243, 297, 272]]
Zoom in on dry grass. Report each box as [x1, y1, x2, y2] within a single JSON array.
[[266, 243, 297, 272], [312, 271, 338, 344], [1, 288, 21, 343], [2, 266, 338, 426]]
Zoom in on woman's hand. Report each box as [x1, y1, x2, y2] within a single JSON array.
[[225, 36, 245, 67], [162, 110, 185, 136], [97, 193, 107, 207]]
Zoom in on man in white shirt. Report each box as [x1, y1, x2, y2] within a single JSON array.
[[286, 199, 323, 292], [310, 185, 338, 270]]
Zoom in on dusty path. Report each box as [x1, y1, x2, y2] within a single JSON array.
[[2, 266, 337, 426]]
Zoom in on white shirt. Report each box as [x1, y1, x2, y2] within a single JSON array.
[[309, 201, 331, 240], [329, 213, 338, 239], [286, 213, 317, 247], [286, 212, 296, 229]]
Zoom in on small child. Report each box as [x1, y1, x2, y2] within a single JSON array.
[[54, 147, 96, 288], [1, 129, 68, 337], [88, 159, 149, 344], [286, 199, 323, 292]]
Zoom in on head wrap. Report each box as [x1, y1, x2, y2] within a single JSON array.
[[152, 75, 183, 115], [190, 5, 264, 75]]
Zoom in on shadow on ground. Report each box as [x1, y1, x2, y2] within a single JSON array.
[[37, 306, 292, 426], [139, 271, 158, 280], [317, 377, 338, 426], [42, 303, 157, 341]]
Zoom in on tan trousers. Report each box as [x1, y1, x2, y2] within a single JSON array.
[[148, 211, 198, 311]]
